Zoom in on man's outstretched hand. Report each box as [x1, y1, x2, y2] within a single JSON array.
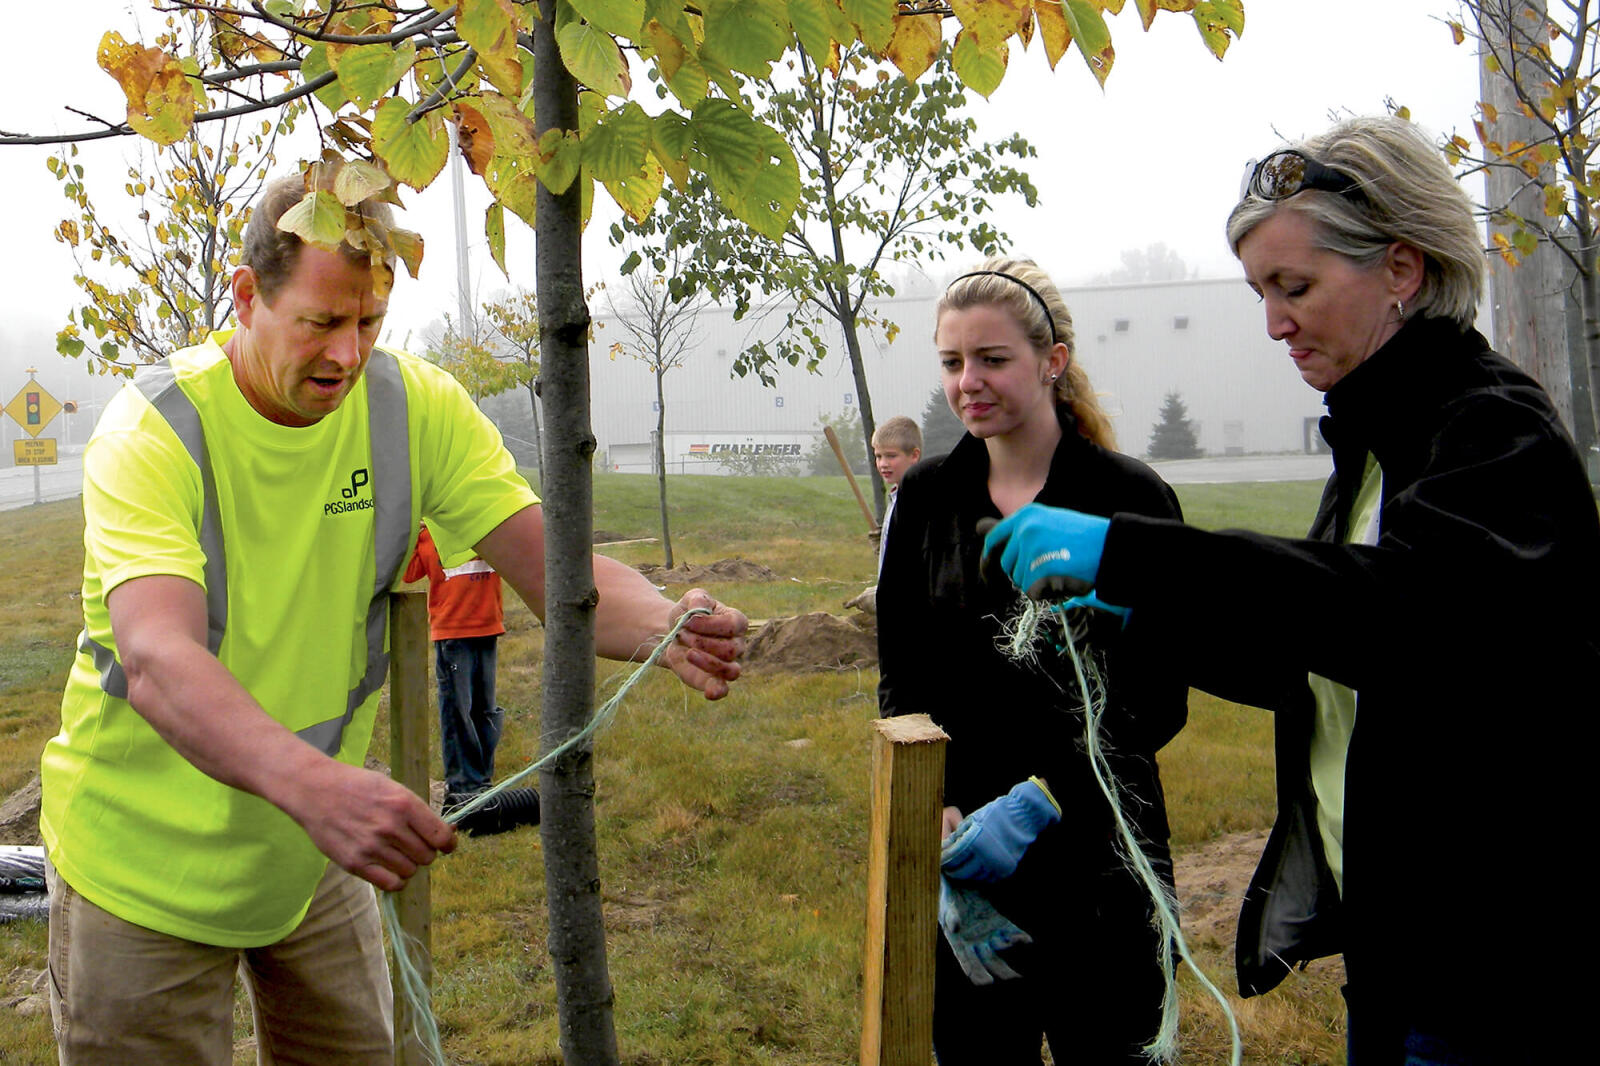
[[662, 589, 747, 699]]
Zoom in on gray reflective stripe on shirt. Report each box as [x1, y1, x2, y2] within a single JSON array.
[[296, 349, 412, 755], [82, 350, 413, 758], [77, 359, 230, 699]]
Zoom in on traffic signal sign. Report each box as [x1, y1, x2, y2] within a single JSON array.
[[26, 392, 40, 425]]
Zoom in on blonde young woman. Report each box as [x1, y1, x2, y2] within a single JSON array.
[[877, 257, 1187, 1064], [984, 117, 1600, 1065]]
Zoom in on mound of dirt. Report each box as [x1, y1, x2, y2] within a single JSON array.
[[743, 611, 878, 674], [1173, 828, 1268, 951], [0, 776, 41, 846], [637, 558, 779, 584]]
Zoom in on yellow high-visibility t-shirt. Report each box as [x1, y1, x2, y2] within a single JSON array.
[[42, 331, 537, 946]]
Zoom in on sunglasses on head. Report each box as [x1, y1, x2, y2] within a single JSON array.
[[1239, 149, 1361, 201]]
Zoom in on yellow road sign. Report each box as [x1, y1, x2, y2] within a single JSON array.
[[13, 438, 58, 465], [5, 381, 63, 439]]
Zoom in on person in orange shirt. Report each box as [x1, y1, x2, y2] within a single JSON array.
[[405, 523, 537, 832]]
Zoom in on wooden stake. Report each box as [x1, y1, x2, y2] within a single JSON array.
[[825, 425, 879, 532], [388, 589, 433, 1066], [860, 714, 949, 1066]]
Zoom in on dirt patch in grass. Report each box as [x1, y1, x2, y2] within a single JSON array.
[[0, 776, 41, 846], [742, 612, 877, 674], [636, 558, 779, 584]]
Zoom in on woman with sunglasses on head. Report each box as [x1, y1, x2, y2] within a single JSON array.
[[877, 256, 1188, 1064], [983, 116, 1600, 1065]]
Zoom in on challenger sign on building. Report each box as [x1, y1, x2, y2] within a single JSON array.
[[606, 433, 815, 475]]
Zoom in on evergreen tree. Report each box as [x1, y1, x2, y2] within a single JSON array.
[[1147, 391, 1203, 460], [920, 386, 967, 458]]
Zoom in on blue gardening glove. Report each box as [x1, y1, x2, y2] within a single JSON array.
[[979, 505, 1110, 601], [940, 777, 1061, 883], [1057, 590, 1130, 624], [939, 877, 1032, 985]]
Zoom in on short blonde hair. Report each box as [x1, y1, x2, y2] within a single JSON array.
[[872, 416, 921, 453], [936, 255, 1115, 450], [1227, 115, 1484, 327]]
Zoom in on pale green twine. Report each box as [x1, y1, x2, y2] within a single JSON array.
[[379, 607, 712, 1066], [1005, 602, 1243, 1066]]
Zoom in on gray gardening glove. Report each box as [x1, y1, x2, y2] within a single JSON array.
[[938, 875, 1032, 985]]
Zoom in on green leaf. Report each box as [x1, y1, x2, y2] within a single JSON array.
[[372, 98, 450, 189], [788, 0, 851, 62], [604, 156, 665, 222], [333, 42, 416, 112], [333, 159, 392, 204], [57, 332, 86, 358], [458, 0, 519, 60], [585, 102, 654, 181], [652, 111, 694, 187], [699, 0, 791, 78], [302, 45, 349, 112], [1062, 0, 1114, 86], [1193, 1, 1245, 61], [951, 30, 1008, 98], [694, 100, 799, 238], [485, 156, 540, 227], [568, 0, 645, 38], [841, 0, 896, 52], [557, 20, 632, 98], [486, 202, 508, 278], [538, 127, 583, 193], [276, 190, 347, 250]]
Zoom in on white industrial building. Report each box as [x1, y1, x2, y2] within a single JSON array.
[[585, 275, 1332, 475]]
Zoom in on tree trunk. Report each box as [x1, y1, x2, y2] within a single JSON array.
[[531, 1, 620, 1062], [1481, 0, 1577, 434], [840, 312, 885, 519], [654, 365, 673, 568]]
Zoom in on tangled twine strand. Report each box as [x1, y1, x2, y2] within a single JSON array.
[[1003, 604, 1242, 1066], [381, 607, 712, 1066]]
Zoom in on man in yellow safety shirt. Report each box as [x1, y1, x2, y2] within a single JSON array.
[[40, 171, 746, 1066]]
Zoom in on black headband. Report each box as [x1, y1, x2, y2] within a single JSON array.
[[949, 270, 1060, 347]]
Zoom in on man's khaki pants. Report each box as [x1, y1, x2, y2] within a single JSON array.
[[47, 859, 394, 1066]]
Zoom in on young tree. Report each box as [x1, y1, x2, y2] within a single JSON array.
[[1147, 390, 1202, 460], [1449, 0, 1600, 465], [619, 43, 1037, 520], [49, 12, 291, 371], [606, 254, 705, 567], [4, 3, 1242, 1060], [484, 288, 545, 468], [424, 314, 532, 404]]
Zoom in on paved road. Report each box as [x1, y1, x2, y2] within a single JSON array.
[[1, 455, 84, 511], [1147, 453, 1332, 484]]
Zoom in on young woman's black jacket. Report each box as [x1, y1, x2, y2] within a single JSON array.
[[877, 408, 1189, 940]]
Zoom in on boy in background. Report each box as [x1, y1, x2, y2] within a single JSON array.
[[872, 416, 922, 576]]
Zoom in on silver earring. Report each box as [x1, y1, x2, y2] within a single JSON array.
[[1048, 373, 1059, 382], [1396, 299, 1406, 321]]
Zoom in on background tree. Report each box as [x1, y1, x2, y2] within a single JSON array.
[[1092, 241, 1194, 284], [806, 409, 871, 475], [920, 383, 965, 456], [6, 3, 1242, 1061], [1449, 0, 1600, 472], [619, 43, 1037, 520], [606, 254, 704, 567], [424, 313, 532, 405], [1147, 390, 1202, 460], [484, 288, 546, 469]]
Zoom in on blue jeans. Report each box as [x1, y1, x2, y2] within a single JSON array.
[[434, 635, 503, 796]]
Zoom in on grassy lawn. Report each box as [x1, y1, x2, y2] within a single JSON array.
[[0, 473, 1342, 1065]]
